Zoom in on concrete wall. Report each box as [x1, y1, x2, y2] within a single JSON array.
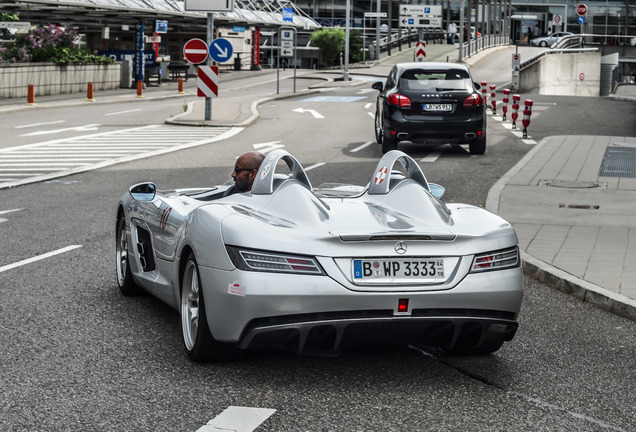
[[519, 52, 601, 96], [0, 62, 121, 99]]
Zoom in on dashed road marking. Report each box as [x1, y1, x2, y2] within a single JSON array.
[[0, 245, 82, 274], [196, 406, 276, 432]]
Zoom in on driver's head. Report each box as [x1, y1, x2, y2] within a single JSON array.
[[232, 151, 266, 192]]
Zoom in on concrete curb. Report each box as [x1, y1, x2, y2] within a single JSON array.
[[486, 134, 636, 322]]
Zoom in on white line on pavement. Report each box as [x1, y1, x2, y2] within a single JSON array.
[[351, 141, 374, 152], [304, 162, 326, 171], [196, 406, 276, 432], [15, 120, 66, 129], [105, 109, 143, 116], [0, 208, 23, 216], [0, 245, 83, 274]]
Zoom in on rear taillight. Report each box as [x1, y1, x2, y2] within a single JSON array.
[[463, 94, 484, 107], [470, 247, 519, 273], [387, 93, 412, 108], [226, 246, 325, 275]]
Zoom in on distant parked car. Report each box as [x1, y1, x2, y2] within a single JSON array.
[[531, 31, 574, 47]]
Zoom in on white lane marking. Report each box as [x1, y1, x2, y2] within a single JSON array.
[[197, 406, 276, 432], [522, 138, 536, 145], [367, 111, 375, 119], [105, 109, 143, 116], [357, 88, 376, 94], [252, 141, 284, 154], [0, 245, 83, 274], [0, 208, 23, 216], [15, 120, 66, 129], [364, 103, 373, 109], [20, 124, 101, 137], [421, 150, 444, 163], [351, 141, 374, 152], [304, 162, 325, 171], [292, 108, 324, 119]]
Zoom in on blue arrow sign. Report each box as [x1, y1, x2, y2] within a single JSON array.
[[578, 16, 586, 24], [209, 37, 233, 63]]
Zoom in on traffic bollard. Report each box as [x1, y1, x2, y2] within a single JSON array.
[[481, 81, 488, 110], [86, 82, 95, 102], [502, 89, 510, 122], [490, 84, 497, 115], [27, 84, 36, 106], [522, 99, 533, 139], [178, 78, 184, 94], [136, 80, 143, 98], [511, 94, 521, 129]]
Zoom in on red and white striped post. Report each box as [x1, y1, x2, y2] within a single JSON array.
[[481, 81, 488, 110], [489, 84, 497, 115], [501, 89, 510, 122], [511, 94, 521, 129], [522, 99, 533, 138]]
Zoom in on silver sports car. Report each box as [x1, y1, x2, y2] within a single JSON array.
[[116, 150, 523, 362]]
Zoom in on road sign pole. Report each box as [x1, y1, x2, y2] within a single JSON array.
[[344, 0, 350, 82], [205, 13, 214, 121], [375, 0, 380, 60]]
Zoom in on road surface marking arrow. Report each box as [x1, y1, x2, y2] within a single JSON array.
[[252, 141, 285, 154], [292, 108, 324, 119]]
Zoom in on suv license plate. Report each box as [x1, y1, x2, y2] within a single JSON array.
[[424, 104, 452, 112], [353, 258, 445, 282]]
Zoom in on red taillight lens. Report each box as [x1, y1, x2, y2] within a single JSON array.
[[463, 94, 484, 107], [387, 93, 412, 108]]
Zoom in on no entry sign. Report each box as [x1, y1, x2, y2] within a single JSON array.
[[576, 4, 588, 16], [197, 66, 219, 97], [184, 38, 208, 64]]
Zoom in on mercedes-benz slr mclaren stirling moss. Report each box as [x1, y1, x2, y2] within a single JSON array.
[[116, 150, 523, 362]]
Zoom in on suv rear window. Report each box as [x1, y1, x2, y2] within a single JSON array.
[[399, 69, 472, 91]]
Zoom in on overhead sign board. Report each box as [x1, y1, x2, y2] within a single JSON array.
[[364, 12, 387, 18], [184, 0, 233, 12], [400, 5, 442, 17], [282, 7, 294, 22], [400, 16, 442, 28], [209, 37, 233, 63], [399, 4, 442, 28]]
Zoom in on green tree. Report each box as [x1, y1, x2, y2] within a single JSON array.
[[310, 28, 363, 67]]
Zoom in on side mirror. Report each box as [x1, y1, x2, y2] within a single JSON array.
[[129, 182, 156, 202], [372, 81, 384, 91], [429, 183, 445, 199], [473, 81, 481, 90]]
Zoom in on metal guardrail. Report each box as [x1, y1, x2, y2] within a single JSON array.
[[461, 33, 510, 60]]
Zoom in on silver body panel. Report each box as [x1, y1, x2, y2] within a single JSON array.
[[117, 150, 523, 354]]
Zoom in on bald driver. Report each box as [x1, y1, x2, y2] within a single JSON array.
[[224, 151, 266, 196]]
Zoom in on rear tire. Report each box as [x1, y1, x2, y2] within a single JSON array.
[[181, 253, 242, 362], [443, 340, 504, 356], [469, 136, 486, 155], [116, 215, 143, 296], [381, 132, 398, 154], [540, 41, 548, 47]]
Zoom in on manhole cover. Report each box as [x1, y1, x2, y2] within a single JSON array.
[[599, 146, 636, 178], [537, 180, 607, 189]]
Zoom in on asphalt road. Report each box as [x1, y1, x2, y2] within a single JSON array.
[[1, 62, 635, 431]]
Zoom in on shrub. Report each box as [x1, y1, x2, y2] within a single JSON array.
[[310, 28, 363, 67]]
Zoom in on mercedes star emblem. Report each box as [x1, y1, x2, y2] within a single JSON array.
[[394, 241, 407, 254]]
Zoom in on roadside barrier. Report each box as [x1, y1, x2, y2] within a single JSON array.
[[490, 84, 497, 115], [522, 99, 533, 138], [178, 78, 184, 94], [502, 89, 510, 121], [136, 80, 143, 98], [27, 84, 36, 106], [511, 94, 521, 129], [86, 82, 95, 102], [481, 81, 488, 109]]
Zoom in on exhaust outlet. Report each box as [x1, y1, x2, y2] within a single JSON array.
[[465, 132, 476, 139], [397, 132, 409, 139]]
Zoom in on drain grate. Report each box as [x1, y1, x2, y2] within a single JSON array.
[[599, 146, 636, 178]]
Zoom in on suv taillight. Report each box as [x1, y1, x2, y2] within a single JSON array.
[[387, 93, 412, 108], [463, 94, 484, 107]]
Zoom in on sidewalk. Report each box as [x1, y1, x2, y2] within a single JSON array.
[[1, 44, 635, 321]]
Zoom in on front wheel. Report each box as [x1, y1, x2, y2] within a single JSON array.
[[374, 112, 383, 144], [469, 136, 486, 155], [116, 215, 143, 296], [181, 253, 242, 362], [540, 41, 548, 47]]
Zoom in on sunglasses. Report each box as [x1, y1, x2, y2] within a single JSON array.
[[234, 166, 255, 173]]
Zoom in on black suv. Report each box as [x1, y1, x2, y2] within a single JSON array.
[[373, 62, 487, 155]]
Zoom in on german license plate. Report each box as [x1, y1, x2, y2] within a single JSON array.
[[423, 104, 452, 112], [352, 258, 445, 283]]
